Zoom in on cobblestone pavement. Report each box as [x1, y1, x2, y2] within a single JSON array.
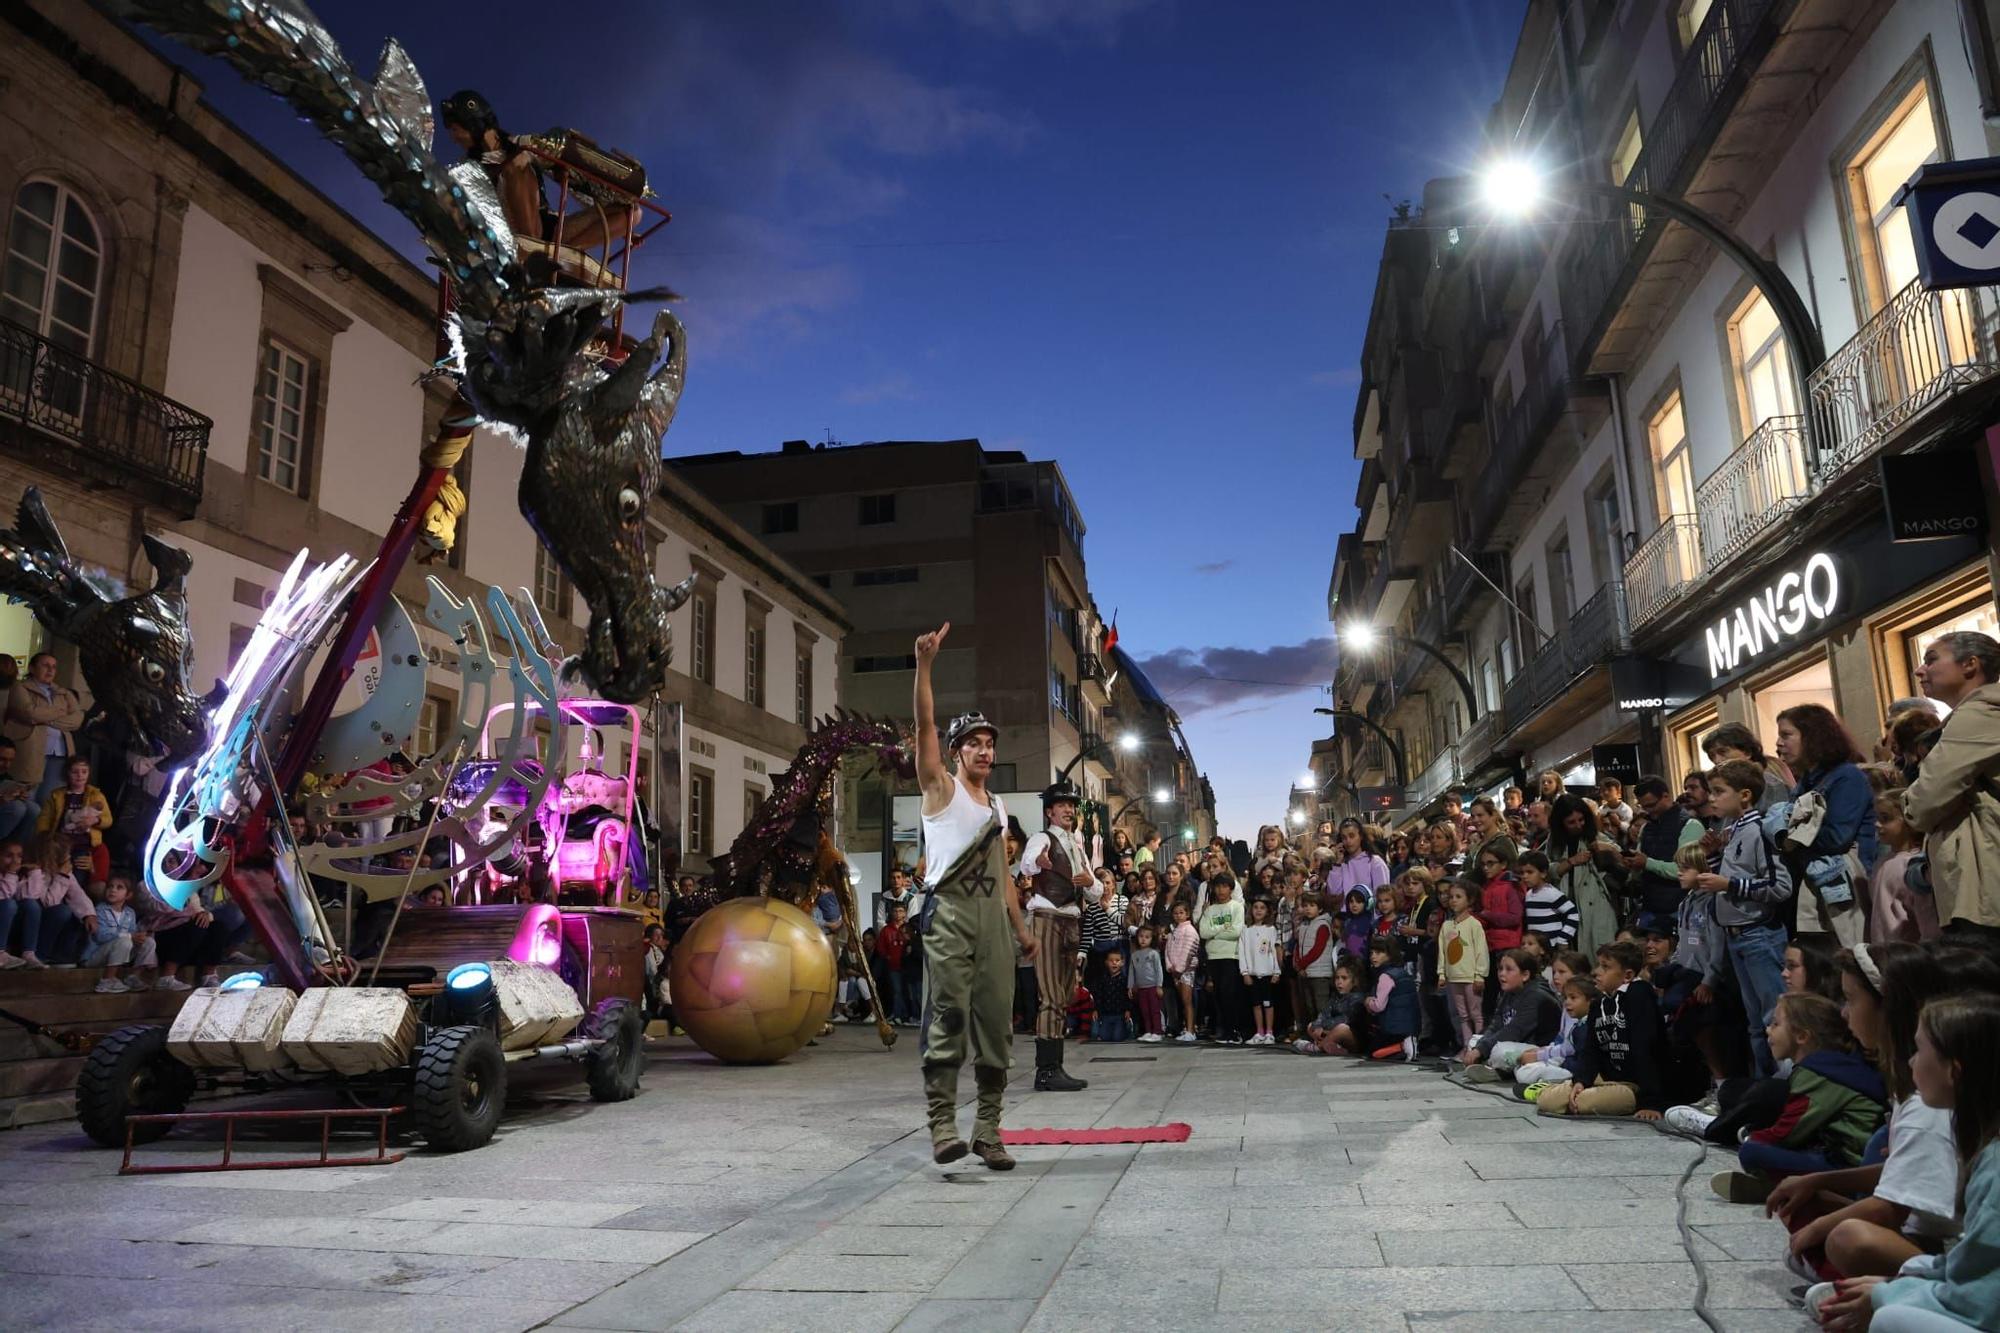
[[0, 1028, 1814, 1331]]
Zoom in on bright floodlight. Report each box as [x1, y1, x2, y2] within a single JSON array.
[[1119, 732, 1141, 753], [1344, 623, 1380, 652], [1299, 772, 1317, 789], [1482, 158, 1543, 216], [1288, 810, 1306, 826], [1153, 787, 1172, 803], [1181, 826, 1195, 839]]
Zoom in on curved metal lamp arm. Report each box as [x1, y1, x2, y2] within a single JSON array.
[[1313, 706, 1409, 788], [1386, 633, 1480, 723]]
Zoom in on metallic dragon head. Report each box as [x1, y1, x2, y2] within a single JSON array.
[[78, 534, 210, 766]]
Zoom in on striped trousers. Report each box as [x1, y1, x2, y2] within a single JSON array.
[[1031, 911, 1080, 1040]]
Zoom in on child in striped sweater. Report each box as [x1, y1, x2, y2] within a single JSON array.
[[1516, 852, 1578, 950]]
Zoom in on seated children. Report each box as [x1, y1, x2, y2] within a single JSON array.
[[1806, 992, 2000, 1329], [1303, 958, 1369, 1055], [1704, 992, 1885, 1204], [1515, 974, 1597, 1093], [1462, 948, 1561, 1082], [1363, 935, 1419, 1061], [83, 874, 154, 993], [1537, 940, 1667, 1120]]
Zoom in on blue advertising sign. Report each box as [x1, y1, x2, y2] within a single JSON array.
[[1900, 156, 2000, 291]]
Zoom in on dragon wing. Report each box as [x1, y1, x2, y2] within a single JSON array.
[[0, 488, 105, 637], [105, 1, 515, 324]]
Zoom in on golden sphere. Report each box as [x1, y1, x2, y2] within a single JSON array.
[[668, 896, 837, 1064]]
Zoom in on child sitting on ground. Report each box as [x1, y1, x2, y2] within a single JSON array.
[[1364, 935, 1419, 1061], [1537, 940, 1667, 1121], [1437, 879, 1488, 1052], [1303, 959, 1370, 1055], [83, 874, 154, 993], [1165, 902, 1201, 1043], [1515, 975, 1598, 1094], [1705, 992, 1886, 1203], [1462, 948, 1561, 1082], [1517, 852, 1578, 949], [1128, 924, 1165, 1043], [1806, 992, 2000, 1330]]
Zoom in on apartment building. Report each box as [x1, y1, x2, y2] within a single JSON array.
[[673, 439, 1212, 902], [0, 1, 844, 873], [1324, 0, 2000, 821]]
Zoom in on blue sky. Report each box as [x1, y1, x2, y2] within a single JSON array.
[[148, 0, 1525, 836]]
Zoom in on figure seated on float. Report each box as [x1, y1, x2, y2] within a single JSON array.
[[547, 728, 629, 903], [439, 89, 645, 291]]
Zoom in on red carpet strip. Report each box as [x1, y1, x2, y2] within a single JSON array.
[[998, 1123, 1192, 1145]]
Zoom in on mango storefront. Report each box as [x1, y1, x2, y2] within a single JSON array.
[[1650, 522, 1994, 783]]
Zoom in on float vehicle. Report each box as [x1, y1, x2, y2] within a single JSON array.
[[74, 0, 689, 1157], [72, 557, 655, 1155]]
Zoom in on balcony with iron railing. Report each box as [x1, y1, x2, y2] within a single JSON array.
[[1622, 281, 2000, 633], [1811, 280, 2000, 483], [0, 318, 211, 517], [1694, 414, 1811, 577], [1406, 740, 1462, 811], [1559, 0, 1784, 374], [1501, 582, 1632, 725]]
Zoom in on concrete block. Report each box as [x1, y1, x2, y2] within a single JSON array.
[[489, 959, 584, 1050], [281, 987, 417, 1074], [166, 986, 297, 1071]]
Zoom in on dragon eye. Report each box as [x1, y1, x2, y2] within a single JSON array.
[[142, 661, 167, 685], [618, 488, 642, 522]]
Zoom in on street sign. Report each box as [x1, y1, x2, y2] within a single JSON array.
[[1591, 744, 1641, 787], [1356, 785, 1403, 814], [1900, 156, 2000, 290], [1880, 450, 1985, 541]]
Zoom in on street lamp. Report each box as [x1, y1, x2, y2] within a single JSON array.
[[1314, 705, 1409, 788], [1479, 157, 1827, 462], [1118, 732, 1142, 754], [1339, 623, 1479, 721]]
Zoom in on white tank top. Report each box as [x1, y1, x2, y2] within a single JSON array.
[[922, 777, 1005, 885]]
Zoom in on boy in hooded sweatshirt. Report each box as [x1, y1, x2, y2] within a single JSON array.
[[1537, 941, 1668, 1119], [1707, 992, 1886, 1204], [1462, 948, 1562, 1082]]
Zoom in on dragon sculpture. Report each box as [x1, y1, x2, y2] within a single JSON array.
[[708, 713, 917, 1047], [0, 488, 207, 766], [109, 0, 698, 704]]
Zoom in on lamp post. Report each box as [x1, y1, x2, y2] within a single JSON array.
[[1339, 624, 1479, 722], [1313, 706, 1409, 788], [1481, 162, 1827, 464]]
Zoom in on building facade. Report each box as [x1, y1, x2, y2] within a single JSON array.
[[673, 439, 1212, 904], [1323, 0, 2000, 822], [0, 1, 843, 876]]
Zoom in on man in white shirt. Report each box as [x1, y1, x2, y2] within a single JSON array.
[[1018, 778, 1095, 1092]]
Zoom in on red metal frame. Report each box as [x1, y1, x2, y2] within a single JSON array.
[[119, 1104, 407, 1175], [516, 140, 671, 341]]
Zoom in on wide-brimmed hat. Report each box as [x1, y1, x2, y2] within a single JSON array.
[[1040, 779, 1082, 808]]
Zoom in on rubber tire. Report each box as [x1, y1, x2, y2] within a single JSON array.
[[583, 999, 644, 1102], [412, 1025, 506, 1152], [75, 1023, 194, 1148]]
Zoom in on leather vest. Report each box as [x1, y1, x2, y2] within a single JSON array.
[[1032, 829, 1078, 910]]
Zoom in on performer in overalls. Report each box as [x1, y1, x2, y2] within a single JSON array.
[[1017, 779, 1095, 1092], [913, 622, 1037, 1168]]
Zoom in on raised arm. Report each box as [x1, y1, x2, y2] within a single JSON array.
[[913, 623, 952, 813]]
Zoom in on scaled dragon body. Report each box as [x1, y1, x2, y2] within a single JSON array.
[[111, 0, 697, 704], [0, 489, 206, 765]]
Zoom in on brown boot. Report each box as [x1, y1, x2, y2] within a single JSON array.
[[970, 1064, 1012, 1168], [923, 1061, 966, 1163]]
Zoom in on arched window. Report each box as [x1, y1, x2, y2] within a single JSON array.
[[3, 179, 103, 356]]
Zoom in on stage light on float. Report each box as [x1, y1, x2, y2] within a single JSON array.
[[438, 961, 499, 1027], [219, 971, 264, 991]]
